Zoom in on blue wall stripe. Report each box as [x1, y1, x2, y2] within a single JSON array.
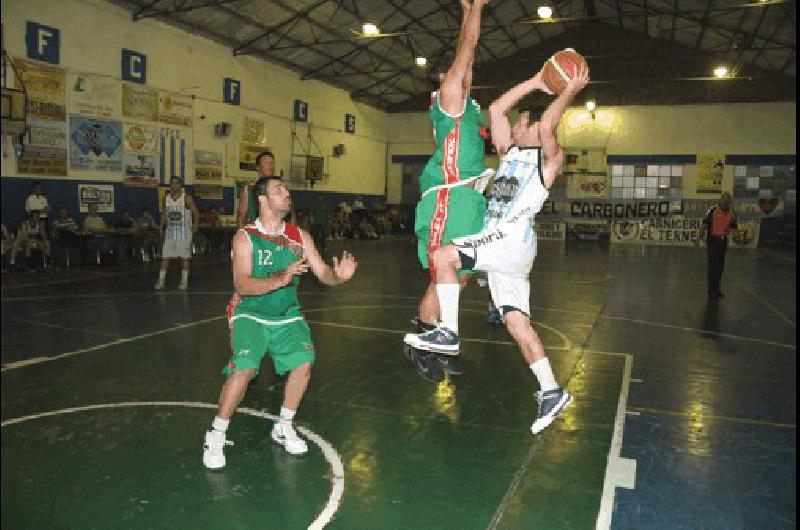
[[180, 138, 186, 180], [159, 133, 166, 182], [724, 154, 796, 165], [391, 155, 430, 165], [170, 135, 176, 179], [607, 154, 697, 164]]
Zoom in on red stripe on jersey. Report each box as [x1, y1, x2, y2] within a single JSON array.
[[427, 118, 461, 279], [243, 222, 305, 258]]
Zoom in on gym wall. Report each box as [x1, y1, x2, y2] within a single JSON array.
[[1, 0, 390, 227]]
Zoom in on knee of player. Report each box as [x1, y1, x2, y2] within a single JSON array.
[[432, 245, 458, 267], [503, 310, 531, 333], [293, 362, 313, 377]]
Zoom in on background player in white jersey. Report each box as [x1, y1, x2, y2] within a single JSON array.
[[155, 177, 199, 290], [405, 63, 589, 434]]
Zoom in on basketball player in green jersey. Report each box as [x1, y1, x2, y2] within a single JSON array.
[[408, 0, 489, 380], [237, 151, 274, 227], [203, 175, 357, 469]]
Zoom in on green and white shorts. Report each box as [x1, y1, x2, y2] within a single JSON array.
[[224, 315, 316, 377]]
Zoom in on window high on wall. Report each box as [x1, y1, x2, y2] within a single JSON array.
[[733, 165, 796, 201], [610, 164, 684, 201]]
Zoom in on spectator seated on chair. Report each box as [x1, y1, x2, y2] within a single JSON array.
[[13, 211, 51, 270], [1, 221, 15, 272], [51, 208, 83, 267], [114, 210, 142, 263], [83, 203, 112, 263], [136, 207, 160, 261], [198, 207, 222, 253], [25, 182, 51, 231], [358, 217, 379, 240]]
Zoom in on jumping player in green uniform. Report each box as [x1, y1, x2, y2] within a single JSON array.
[[406, 0, 491, 381], [237, 151, 274, 228], [203, 175, 357, 469]]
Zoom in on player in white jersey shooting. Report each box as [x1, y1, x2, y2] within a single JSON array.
[[404, 62, 589, 434]]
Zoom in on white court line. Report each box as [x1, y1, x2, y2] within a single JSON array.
[[742, 285, 796, 329], [9, 317, 120, 338], [3, 305, 634, 528], [596, 353, 636, 530], [0, 401, 344, 530], [6, 298, 791, 372], [1, 315, 224, 372], [304, 295, 796, 349], [4, 290, 796, 349]]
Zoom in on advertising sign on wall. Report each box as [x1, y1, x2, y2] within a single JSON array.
[[68, 73, 121, 119], [697, 154, 724, 193], [13, 58, 66, 121], [536, 221, 567, 241], [78, 184, 115, 213], [122, 83, 159, 122], [159, 92, 193, 126], [17, 120, 68, 176], [69, 116, 123, 172]]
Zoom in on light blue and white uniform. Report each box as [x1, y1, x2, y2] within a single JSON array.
[[452, 146, 549, 315], [162, 190, 193, 258]]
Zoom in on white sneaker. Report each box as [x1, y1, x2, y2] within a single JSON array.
[[154, 280, 165, 290], [178, 280, 188, 290], [271, 422, 308, 455], [203, 429, 233, 469]]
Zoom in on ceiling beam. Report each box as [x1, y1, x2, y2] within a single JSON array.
[[133, 0, 246, 21], [213, 2, 417, 99], [231, 0, 330, 55], [694, 0, 714, 49]]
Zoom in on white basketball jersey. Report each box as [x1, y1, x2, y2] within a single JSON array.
[[165, 190, 191, 240], [483, 146, 549, 246]]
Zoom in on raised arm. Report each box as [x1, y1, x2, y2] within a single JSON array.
[[231, 230, 309, 296], [488, 71, 553, 156], [540, 63, 589, 160], [439, 0, 486, 115], [300, 229, 357, 287]]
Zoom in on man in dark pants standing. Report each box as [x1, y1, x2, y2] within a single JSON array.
[[310, 194, 329, 255], [699, 192, 737, 299]]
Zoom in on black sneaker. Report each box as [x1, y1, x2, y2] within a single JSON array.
[[435, 354, 464, 375], [404, 326, 459, 355], [530, 388, 573, 434], [403, 345, 445, 383], [486, 307, 503, 326]]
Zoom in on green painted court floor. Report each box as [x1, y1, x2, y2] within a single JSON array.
[[2, 239, 795, 529]]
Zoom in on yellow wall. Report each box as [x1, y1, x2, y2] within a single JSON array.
[[387, 102, 796, 202], [2, 0, 796, 203], [1, 0, 390, 194]]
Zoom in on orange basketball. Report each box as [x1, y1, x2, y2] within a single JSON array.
[[542, 48, 588, 94]]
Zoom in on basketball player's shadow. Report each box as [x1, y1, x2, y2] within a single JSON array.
[[700, 301, 721, 341]]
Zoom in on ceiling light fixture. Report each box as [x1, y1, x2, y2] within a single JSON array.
[[713, 65, 730, 78], [362, 23, 379, 37], [537, 5, 553, 19], [585, 100, 596, 112], [415, 56, 428, 67]]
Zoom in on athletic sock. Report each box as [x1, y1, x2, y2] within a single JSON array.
[[181, 269, 189, 284], [158, 269, 167, 282], [417, 320, 436, 333], [436, 283, 460, 333], [212, 416, 230, 433], [530, 358, 558, 392], [279, 407, 296, 424]]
